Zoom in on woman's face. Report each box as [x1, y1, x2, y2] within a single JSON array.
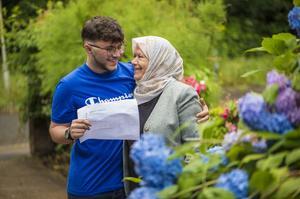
[[132, 46, 149, 81]]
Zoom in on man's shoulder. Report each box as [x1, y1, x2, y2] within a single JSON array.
[[61, 64, 85, 83]]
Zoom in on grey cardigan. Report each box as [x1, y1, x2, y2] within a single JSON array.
[[142, 80, 202, 145], [124, 80, 202, 194]]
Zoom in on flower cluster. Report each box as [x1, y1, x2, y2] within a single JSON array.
[[128, 187, 159, 199], [266, 70, 290, 91], [222, 130, 267, 152], [267, 70, 300, 127], [288, 6, 300, 36], [215, 169, 249, 199], [129, 134, 182, 199], [239, 92, 293, 134], [220, 100, 239, 132], [206, 145, 228, 166], [182, 75, 206, 95]]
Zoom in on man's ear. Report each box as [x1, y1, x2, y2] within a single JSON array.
[[83, 43, 92, 54]]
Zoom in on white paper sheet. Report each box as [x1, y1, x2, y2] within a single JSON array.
[[77, 99, 140, 143]]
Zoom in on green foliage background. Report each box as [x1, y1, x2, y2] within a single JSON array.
[[35, 0, 225, 93], [0, 0, 296, 120], [9, 0, 225, 117]]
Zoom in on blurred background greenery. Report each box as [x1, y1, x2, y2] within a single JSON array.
[[0, 0, 294, 122]]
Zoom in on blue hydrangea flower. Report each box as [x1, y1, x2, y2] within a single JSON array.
[[267, 70, 290, 91], [128, 187, 159, 199], [207, 145, 228, 165], [215, 169, 249, 199], [130, 134, 182, 189], [267, 113, 293, 134], [239, 92, 294, 134], [200, 146, 228, 169], [238, 93, 270, 131], [288, 7, 300, 36]]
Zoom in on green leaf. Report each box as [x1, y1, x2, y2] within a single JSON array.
[[170, 142, 198, 159], [262, 84, 279, 105], [268, 140, 284, 153], [123, 177, 141, 183], [273, 52, 297, 72], [257, 152, 287, 171], [197, 187, 235, 199], [244, 47, 267, 53], [226, 145, 248, 161], [177, 172, 201, 198], [286, 148, 300, 165], [275, 178, 300, 199], [272, 33, 297, 50], [157, 185, 178, 199], [292, 72, 300, 91], [261, 37, 287, 55], [240, 69, 262, 78], [282, 140, 300, 148], [261, 167, 289, 198], [284, 129, 300, 139], [258, 132, 282, 140], [250, 171, 274, 192], [241, 154, 266, 165], [294, 0, 300, 7]]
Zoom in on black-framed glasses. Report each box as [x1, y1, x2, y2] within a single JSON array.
[[87, 43, 124, 54]]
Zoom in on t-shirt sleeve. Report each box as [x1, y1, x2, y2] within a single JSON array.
[[51, 80, 76, 124]]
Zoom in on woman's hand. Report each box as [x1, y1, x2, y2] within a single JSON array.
[[196, 98, 209, 123]]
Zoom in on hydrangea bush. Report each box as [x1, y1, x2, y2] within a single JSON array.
[[127, 4, 300, 199]]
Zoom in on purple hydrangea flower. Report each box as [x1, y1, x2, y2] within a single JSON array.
[[288, 108, 300, 126], [241, 134, 267, 152], [266, 70, 290, 91], [128, 187, 159, 199], [275, 87, 300, 127], [275, 87, 297, 114], [215, 169, 249, 199], [288, 7, 300, 36], [130, 134, 182, 189], [252, 139, 268, 152], [222, 131, 243, 151]]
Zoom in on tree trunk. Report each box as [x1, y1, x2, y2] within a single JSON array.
[[0, 0, 10, 91], [29, 116, 55, 156]]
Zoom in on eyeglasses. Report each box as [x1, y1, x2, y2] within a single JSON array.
[[87, 43, 124, 54]]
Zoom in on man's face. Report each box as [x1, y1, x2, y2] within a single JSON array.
[[85, 40, 124, 72]]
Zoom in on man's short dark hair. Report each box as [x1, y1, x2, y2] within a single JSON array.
[[81, 16, 124, 43]]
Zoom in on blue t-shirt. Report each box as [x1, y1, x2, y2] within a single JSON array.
[[51, 63, 135, 196]]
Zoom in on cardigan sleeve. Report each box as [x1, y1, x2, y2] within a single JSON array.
[[177, 86, 202, 142]]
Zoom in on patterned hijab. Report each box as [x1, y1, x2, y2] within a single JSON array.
[[132, 36, 183, 104]]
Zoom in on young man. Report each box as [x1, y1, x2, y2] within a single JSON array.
[[50, 16, 209, 199], [50, 16, 134, 199]]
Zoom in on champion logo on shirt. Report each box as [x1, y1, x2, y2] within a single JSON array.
[[85, 93, 134, 105]]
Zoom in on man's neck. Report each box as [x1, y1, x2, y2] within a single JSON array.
[[86, 58, 108, 74]]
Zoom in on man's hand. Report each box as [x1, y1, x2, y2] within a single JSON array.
[[69, 119, 92, 140], [197, 98, 209, 123]]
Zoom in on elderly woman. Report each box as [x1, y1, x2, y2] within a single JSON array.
[[124, 36, 203, 193]]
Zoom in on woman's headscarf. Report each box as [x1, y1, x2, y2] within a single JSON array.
[[132, 36, 183, 104]]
